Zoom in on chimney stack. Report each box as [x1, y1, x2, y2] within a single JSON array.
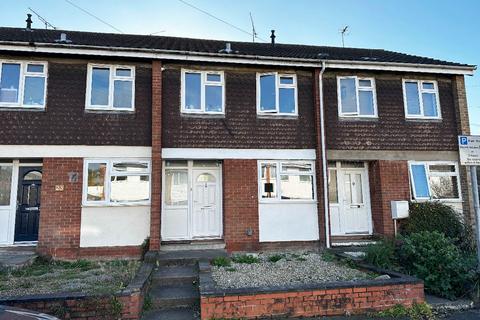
[[270, 30, 276, 46], [25, 13, 33, 31]]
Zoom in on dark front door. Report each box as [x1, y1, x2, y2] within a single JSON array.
[[14, 167, 42, 242]]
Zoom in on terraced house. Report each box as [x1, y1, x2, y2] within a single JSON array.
[[0, 25, 476, 259]]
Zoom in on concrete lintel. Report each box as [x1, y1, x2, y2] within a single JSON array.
[[327, 150, 459, 161]]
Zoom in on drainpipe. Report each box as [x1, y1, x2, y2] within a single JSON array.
[[318, 61, 330, 248]]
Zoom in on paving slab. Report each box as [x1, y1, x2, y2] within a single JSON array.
[[0, 246, 37, 268]]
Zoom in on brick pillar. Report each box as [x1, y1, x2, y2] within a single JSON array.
[[149, 60, 162, 251], [223, 159, 259, 252], [368, 160, 410, 237], [452, 75, 475, 231], [313, 69, 327, 246], [37, 158, 83, 259]]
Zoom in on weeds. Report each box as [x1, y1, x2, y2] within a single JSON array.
[[268, 254, 285, 263], [211, 256, 231, 267], [232, 255, 260, 264]]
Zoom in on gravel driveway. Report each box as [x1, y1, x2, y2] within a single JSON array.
[[212, 251, 375, 289]]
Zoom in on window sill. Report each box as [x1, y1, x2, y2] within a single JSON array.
[[85, 108, 135, 114], [180, 112, 225, 119], [338, 116, 378, 121], [0, 105, 45, 111], [257, 114, 299, 120], [82, 202, 151, 208], [259, 200, 317, 205], [405, 117, 443, 122], [412, 198, 462, 203]]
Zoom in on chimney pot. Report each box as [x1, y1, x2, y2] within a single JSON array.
[[270, 30, 276, 46], [25, 13, 33, 30]]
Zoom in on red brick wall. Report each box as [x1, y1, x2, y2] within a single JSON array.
[[201, 283, 424, 319], [314, 69, 327, 246], [223, 160, 259, 252], [4, 291, 143, 320], [150, 60, 162, 251], [38, 158, 83, 259], [369, 160, 411, 236]]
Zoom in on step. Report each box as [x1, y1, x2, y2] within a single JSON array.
[[150, 284, 199, 309], [157, 249, 226, 266], [152, 265, 198, 286], [160, 240, 226, 252], [142, 307, 199, 320]]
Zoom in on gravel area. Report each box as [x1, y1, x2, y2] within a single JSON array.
[[0, 258, 140, 298], [212, 251, 376, 289]]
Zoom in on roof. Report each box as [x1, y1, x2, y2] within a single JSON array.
[[0, 27, 475, 70]]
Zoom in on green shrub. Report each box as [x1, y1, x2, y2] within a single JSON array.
[[268, 254, 284, 263], [211, 256, 231, 267], [377, 302, 434, 319], [232, 254, 260, 264], [403, 201, 473, 252], [364, 239, 396, 269], [321, 250, 337, 262], [399, 231, 477, 299]]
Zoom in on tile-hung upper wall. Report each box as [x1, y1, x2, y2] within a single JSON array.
[[162, 63, 316, 149], [0, 55, 152, 146], [324, 70, 459, 151]]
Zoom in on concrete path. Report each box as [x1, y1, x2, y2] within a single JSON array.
[[0, 246, 37, 268]]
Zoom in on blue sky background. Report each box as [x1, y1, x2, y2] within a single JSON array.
[[1, 0, 479, 133]]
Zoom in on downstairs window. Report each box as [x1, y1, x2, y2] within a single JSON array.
[[83, 159, 150, 205], [259, 161, 315, 201], [409, 162, 460, 201]]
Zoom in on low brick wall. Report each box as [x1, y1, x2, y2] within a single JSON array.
[[0, 256, 155, 320], [199, 262, 424, 319]]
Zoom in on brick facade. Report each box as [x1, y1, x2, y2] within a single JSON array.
[[223, 159, 259, 252], [201, 283, 425, 319], [368, 160, 411, 236], [324, 71, 459, 151], [37, 158, 83, 259], [162, 65, 316, 149], [0, 56, 152, 146], [150, 60, 163, 251]]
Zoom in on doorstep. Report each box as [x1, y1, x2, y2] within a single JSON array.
[[160, 239, 226, 251]]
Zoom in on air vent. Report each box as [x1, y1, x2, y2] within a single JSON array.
[[218, 42, 238, 54], [55, 33, 72, 43]]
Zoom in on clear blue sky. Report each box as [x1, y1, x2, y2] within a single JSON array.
[[1, 0, 479, 133]]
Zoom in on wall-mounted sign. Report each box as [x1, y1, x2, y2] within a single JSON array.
[[68, 172, 79, 183], [459, 135, 480, 166]]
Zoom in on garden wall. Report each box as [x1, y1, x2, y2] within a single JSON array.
[[199, 263, 424, 319], [0, 257, 154, 320]]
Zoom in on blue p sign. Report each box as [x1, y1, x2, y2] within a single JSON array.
[[459, 136, 468, 145]]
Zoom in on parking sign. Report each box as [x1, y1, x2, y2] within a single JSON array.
[[458, 135, 480, 165]]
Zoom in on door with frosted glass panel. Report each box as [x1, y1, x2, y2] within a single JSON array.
[[192, 170, 221, 238], [340, 170, 371, 234]]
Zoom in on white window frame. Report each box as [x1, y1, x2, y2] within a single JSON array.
[[256, 72, 298, 116], [337, 76, 378, 118], [85, 64, 135, 111], [257, 160, 316, 203], [181, 69, 225, 115], [82, 158, 151, 206], [402, 79, 441, 119], [0, 60, 48, 109], [408, 161, 461, 202]]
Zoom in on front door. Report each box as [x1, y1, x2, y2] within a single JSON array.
[[162, 161, 222, 241], [192, 170, 221, 238], [14, 167, 42, 242], [329, 162, 372, 235]]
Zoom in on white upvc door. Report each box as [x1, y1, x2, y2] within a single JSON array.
[[161, 161, 222, 241], [329, 163, 372, 236], [192, 169, 221, 239], [0, 161, 18, 245]]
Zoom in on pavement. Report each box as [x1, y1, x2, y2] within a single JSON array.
[[0, 246, 37, 268]]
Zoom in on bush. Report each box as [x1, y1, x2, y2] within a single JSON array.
[[232, 254, 260, 264], [398, 231, 476, 299], [211, 256, 231, 267], [403, 201, 473, 252], [364, 239, 396, 269]]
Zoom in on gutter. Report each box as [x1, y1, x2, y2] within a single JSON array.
[[0, 41, 475, 75], [318, 61, 330, 248]]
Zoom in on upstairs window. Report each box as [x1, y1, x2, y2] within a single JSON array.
[[0, 61, 47, 109], [86, 64, 135, 111], [403, 80, 440, 119], [338, 76, 377, 117], [83, 159, 150, 205], [257, 73, 297, 116], [181, 70, 224, 114], [409, 161, 460, 201], [259, 161, 315, 201]]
